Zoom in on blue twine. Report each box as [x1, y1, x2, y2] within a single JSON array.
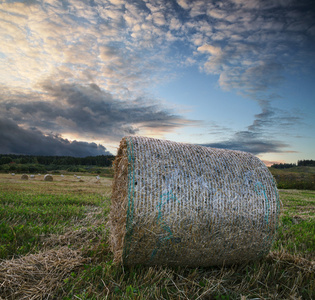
[[255, 181, 271, 257], [123, 138, 135, 260], [150, 190, 179, 260], [255, 182, 270, 225]]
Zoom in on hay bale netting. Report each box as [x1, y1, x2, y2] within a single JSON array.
[[20, 174, 29, 180], [44, 174, 53, 181], [110, 136, 280, 267]]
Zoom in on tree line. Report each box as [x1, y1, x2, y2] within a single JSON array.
[[0, 154, 115, 167], [0, 154, 115, 174], [271, 160, 315, 169]]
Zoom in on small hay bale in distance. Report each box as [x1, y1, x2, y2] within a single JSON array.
[[20, 174, 29, 180], [110, 136, 280, 267], [44, 174, 53, 181]]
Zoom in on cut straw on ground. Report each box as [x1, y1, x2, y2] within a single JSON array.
[[0, 247, 86, 300]]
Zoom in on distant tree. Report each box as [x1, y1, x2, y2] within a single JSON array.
[[0, 156, 12, 165], [271, 163, 296, 169], [20, 157, 29, 164], [297, 160, 315, 167], [0, 154, 115, 168]]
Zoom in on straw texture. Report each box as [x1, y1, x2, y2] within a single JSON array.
[[110, 136, 280, 267], [0, 247, 85, 299]]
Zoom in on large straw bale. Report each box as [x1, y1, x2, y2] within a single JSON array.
[[110, 136, 280, 267], [44, 174, 53, 181], [20, 174, 28, 180]]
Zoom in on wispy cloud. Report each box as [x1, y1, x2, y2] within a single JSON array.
[[190, 0, 315, 100], [203, 97, 303, 155], [2, 0, 313, 98], [202, 131, 291, 155], [185, 0, 314, 154]]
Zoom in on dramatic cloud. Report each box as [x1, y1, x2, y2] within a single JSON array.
[[0, 117, 110, 157], [0, 81, 191, 142], [0, 0, 314, 157]]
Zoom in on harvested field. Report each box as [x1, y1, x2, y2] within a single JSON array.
[[0, 173, 314, 299]]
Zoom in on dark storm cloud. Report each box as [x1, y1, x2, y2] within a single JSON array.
[[0, 82, 190, 141], [0, 117, 110, 156]]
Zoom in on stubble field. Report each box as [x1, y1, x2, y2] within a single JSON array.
[[0, 173, 314, 299]]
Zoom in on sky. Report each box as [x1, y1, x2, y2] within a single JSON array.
[[0, 0, 314, 165]]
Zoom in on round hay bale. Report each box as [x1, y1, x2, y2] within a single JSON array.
[[110, 136, 280, 267], [20, 174, 29, 180], [44, 174, 53, 181]]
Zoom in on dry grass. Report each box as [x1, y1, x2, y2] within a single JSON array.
[[280, 189, 315, 217], [0, 173, 112, 196], [268, 250, 315, 274], [1, 246, 314, 299], [0, 247, 86, 300]]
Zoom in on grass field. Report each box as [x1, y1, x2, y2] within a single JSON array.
[[269, 166, 315, 190], [0, 174, 314, 299]]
